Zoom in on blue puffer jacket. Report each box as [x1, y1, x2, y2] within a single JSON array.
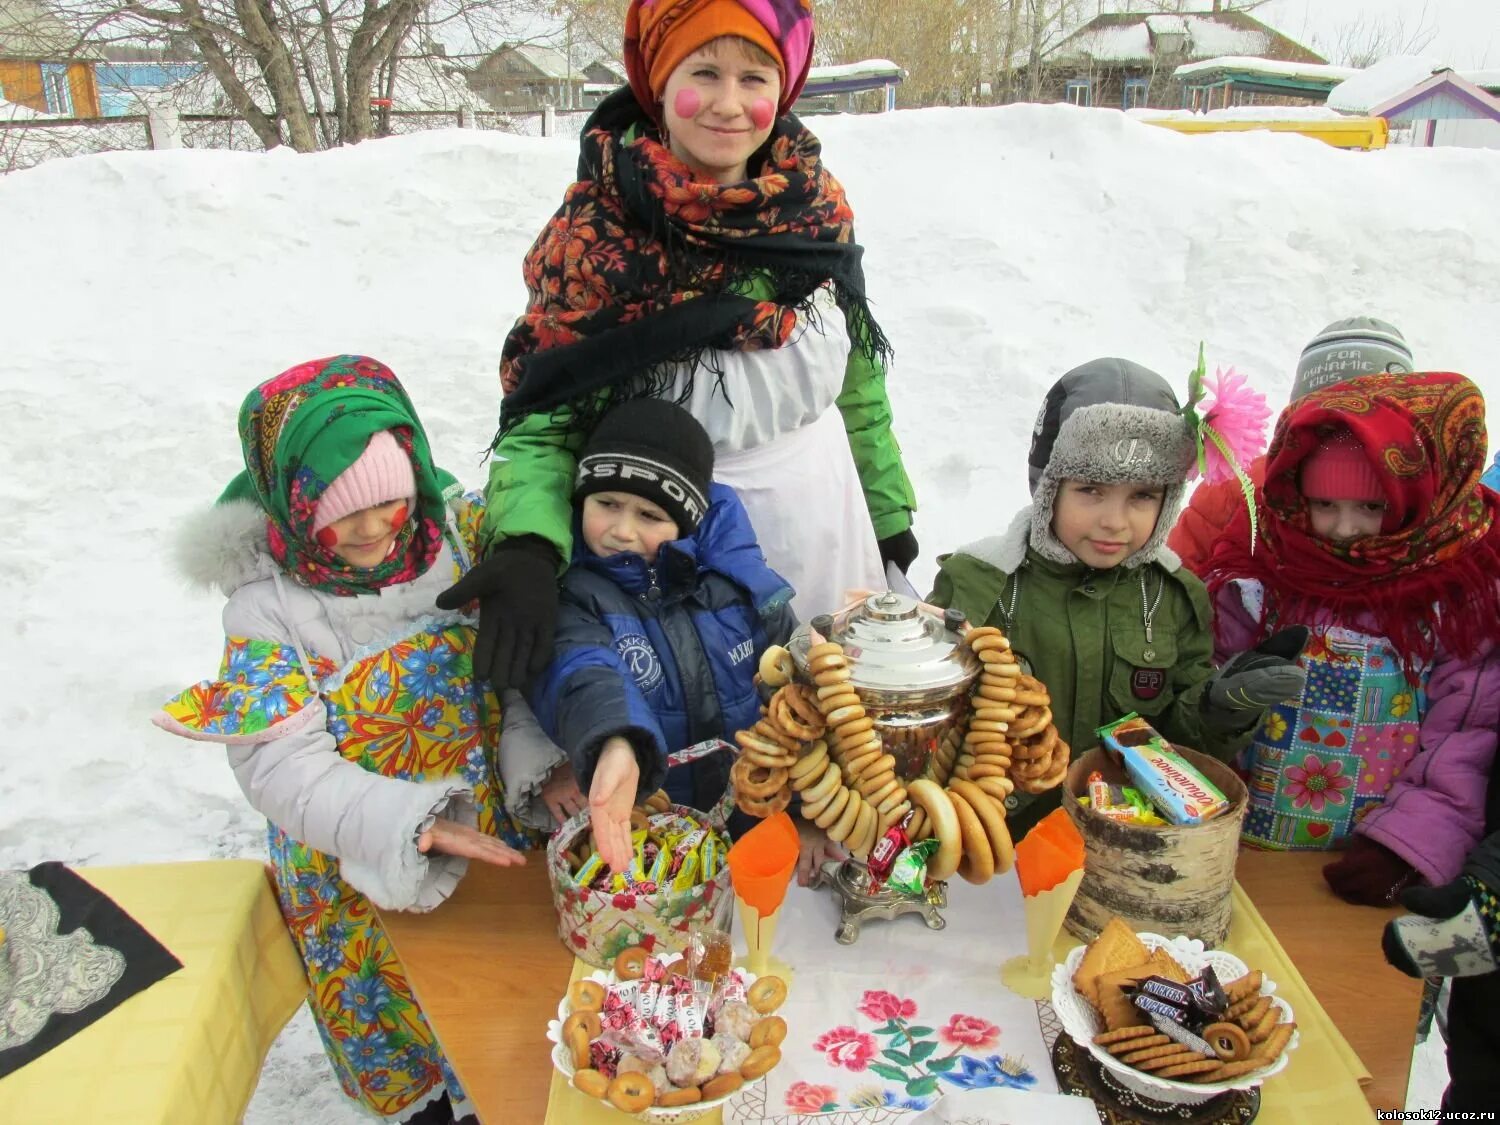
[[1482, 452, 1500, 494], [532, 483, 797, 809]]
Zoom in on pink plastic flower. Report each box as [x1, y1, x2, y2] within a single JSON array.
[[785, 1082, 839, 1114], [939, 1013, 1000, 1049], [813, 1026, 878, 1071], [1284, 753, 1353, 812], [857, 990, 918, 1022], [1197, 365, 1271, 484]]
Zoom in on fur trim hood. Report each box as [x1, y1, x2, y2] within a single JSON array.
[[173, 499, 279, 596]]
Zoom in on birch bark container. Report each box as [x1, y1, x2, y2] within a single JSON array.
[[1060, 746, 1247, 946]]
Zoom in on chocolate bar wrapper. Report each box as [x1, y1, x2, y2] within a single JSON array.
[[1147, 1012, 1216, 1057], [1097, 713, 1228, 825]]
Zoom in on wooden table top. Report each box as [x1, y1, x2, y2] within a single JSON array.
[[379, 848, 1424, 1123]]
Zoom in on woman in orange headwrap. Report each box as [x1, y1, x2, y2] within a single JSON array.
[[444, 0, 919, 695]]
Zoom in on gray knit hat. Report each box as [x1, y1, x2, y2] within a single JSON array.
[[1027, 358, 1196, 569], [1292, 317, 1413, 401]]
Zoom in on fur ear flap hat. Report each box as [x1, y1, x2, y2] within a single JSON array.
[[1027, 357, 1196, 568]]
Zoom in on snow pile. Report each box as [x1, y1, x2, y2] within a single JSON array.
[[3, 103, 1498, 1119]]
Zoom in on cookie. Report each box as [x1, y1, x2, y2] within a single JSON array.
[[1102, 1034, 1171, 1056], [1095, 965, 1153, 1030], [1247, 1002, 1281, 1043], [1156, 1057, 1224, 1079], [1135, 1049, 1211, 1073], [1203, 1021, 1252, 1062], [1119, 1043, 1196, 1066], [1192, 1057, 1267, 1082], [1094, 1025, 1162, 1047], [1252, 1021, 1296, 1061], [1073, 918, 1150, 1007], [1145, 947, 1190, 984], [1236, 995, 1272, 1031], [1225, 970, 1263, 1004]]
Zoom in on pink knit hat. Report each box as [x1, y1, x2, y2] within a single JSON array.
[[312, 430, 417, 532], [1299, 431, 1385, 503]]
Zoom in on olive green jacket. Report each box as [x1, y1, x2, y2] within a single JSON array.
[[928, 509, 1251, 837], [481, 278, 915, 561]]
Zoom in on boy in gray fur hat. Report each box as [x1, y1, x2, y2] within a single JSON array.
[[929, 358, 1304, 840]]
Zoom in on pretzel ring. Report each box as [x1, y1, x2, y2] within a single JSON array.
[[907, 779, 961, 881], [798, 760, 842, 806], [758, 645, 794, 687], [771, 693, 820, 741], [1008, 707, 1053, 741], [739, 784, 792, 817], [732, 758, 787, 799], [790, 742, 830, 783], [947, 787, 996, 885], [784, 685, 827, 733], [812, 785, 851, 828], [826, 793, 863, 842], [948, 778, 1014, 874], [1028, 726, 1060, 757]]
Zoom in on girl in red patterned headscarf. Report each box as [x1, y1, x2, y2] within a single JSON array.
[[1208, 371, 1500, 907]]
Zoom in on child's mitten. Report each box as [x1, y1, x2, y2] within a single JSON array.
[[1323, 834, 1418, 905], [1204, 626, 1309, 729], [436, 534, 561, 690], [878, 529, 919, 574], [1383, 875, 1500, 978]]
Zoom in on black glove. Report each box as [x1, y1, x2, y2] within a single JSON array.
[[435, 535, 561, 691], [1207, 625, 1309, 720], [1383, 875, 1500, 979], [878, 528, 919, 574]]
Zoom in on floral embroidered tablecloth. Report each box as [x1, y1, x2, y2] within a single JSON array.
[[721, 875, 1059, 1123]]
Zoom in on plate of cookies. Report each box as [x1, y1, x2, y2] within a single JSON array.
[[1051, 917, 1299, 1105], [548, 939, 788, 1122]]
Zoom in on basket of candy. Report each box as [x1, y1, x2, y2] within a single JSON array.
[[547, 934, 789, 1121], [548, 744, 735, 969]]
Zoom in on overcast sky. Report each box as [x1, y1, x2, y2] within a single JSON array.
[[1255, 0, 1497, 68]]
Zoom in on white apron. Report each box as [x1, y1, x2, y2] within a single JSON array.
[[669, 286, 883, 619]]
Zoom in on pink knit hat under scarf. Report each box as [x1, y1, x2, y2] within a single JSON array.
[[312, 430, 417, 532]]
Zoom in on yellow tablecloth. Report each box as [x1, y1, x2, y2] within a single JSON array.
[[0, 860, 308, 1125], [543, 881, 1375, 1124]]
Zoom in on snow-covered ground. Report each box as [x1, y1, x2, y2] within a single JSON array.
[[4, 103, 1498, 1119]]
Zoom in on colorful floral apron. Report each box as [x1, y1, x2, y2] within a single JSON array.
[[161, 507, 540, 1116], [1240, 622, 1429, 851]]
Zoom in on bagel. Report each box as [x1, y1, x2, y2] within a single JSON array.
[[809, 653, 850, 674], [947, 787, 996, 885], [948, 778, 1015, 875], [836, 733, 882, 762], [876, 786, 910, 815], [975, 683, 1018, 703], [841, 745, 883, 778], [969, 633, 1011, 654], [606, 1072, 655, 1114], [816, 682, 860, 702], [747, 975, 788, 1014], [614, 947, 648, 980], [974, 775, 1015, 801], [657, 1086, 703, 1107], [981, 662, 1022, 679], [739, 784, 792, 818], [827, 791, 863, 842], [567, 1023, 592, 1069], [801, 777, 844, 821], [753, 718, 804, 753], [969, 719, 1010, 734], [743, 741, 798, 770], [824, 704, 866, 727], [965, 625, 1006, 643], [784, 685, 827, 732], [732, 758, 787, 799], [812, 785, 852, 829], [813, 666, 853, 688], [968, 762, 1012, 781], [850, 800, 878, 856], [860, 776, 901, 808], [798, 760, 842, 806], [572, 1068, 609, 1099], [568, 979, 607, 1012], [971, 706, 1018, 723], [806, 641, 844, 661], [790, 742, 830, 783], [702, 1072, 744, 1100], [878, 800, 912, 831], [771, 695, 820, 741], [749, 1016, 788, 1048], [818, 694, 861, 717], [1008, 707, 1053, 740], [907, 807, 929, 840], [563, 1009, 603, 1043], [907, 779, 962, 881], [758, 645, 794, 687], [740, 1043, 782, 1080]]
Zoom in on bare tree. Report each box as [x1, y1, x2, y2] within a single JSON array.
[[1320, 0, 1438, 68]]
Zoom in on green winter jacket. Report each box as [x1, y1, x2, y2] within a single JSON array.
[[481, 275, 916, 561], [929, 520, 1250, 839]]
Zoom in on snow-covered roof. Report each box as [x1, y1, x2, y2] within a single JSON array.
[[0, 95, 47, 120], [1327, 56, 1447, 114], [1131, 104, 1347, 123], [1046, 12, 1312, 68], [807, 59, 903, 81], [500, 43, 577, 81], [1174, 56, 1360, 84], [586, 58, 627, 82]]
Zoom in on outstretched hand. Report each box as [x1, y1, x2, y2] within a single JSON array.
[[590, 737, 641, 874], [417, 819, 527, 867]]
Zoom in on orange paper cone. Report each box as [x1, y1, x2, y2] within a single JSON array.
[[726, 811, 800, 916], [1015, 807, 1085, 896]]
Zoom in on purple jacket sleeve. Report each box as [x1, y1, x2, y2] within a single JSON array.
[[1211, 580, 1263, 666], [1357, 643, 1500, 886]]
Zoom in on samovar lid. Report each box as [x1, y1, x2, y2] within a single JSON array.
[[788, 592, 979, 693]]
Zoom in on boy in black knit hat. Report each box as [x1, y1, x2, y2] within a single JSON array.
[[530, 398, 841, 877]]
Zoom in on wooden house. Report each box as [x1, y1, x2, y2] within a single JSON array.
[[468, 44, 585, 111], [0, 0, 99, 116], [1023, 5, 1323, 112]]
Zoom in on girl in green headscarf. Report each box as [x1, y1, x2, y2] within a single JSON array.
[[156, 356, 578, 1121]]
